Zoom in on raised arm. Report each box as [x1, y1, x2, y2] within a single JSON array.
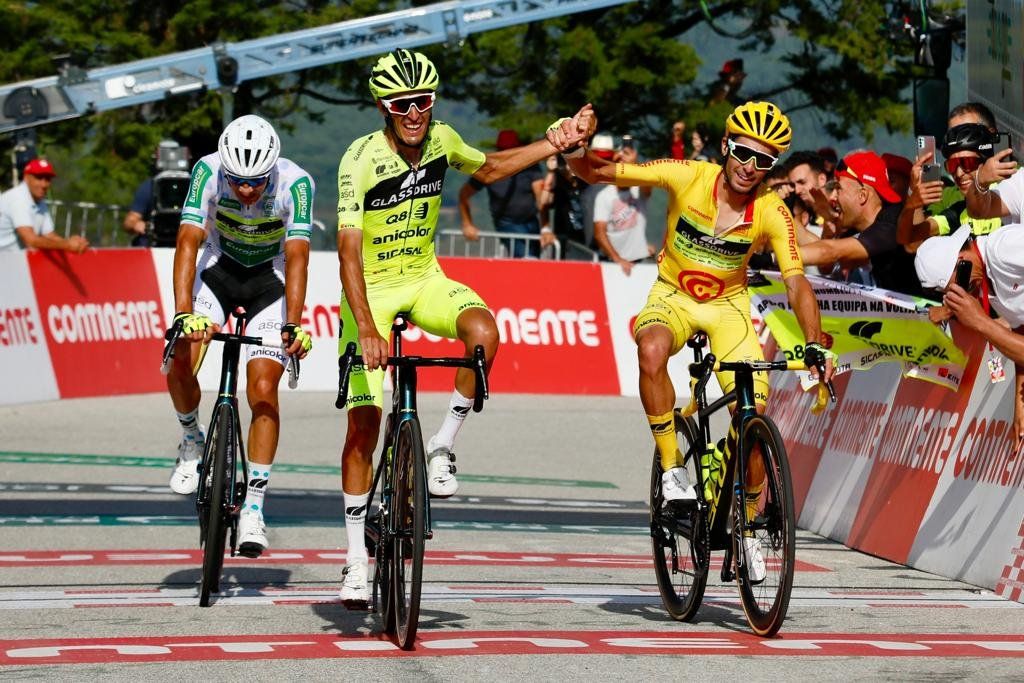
[[966, 149, 1015, 218]]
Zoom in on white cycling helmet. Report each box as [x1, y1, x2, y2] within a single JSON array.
[[218, 114, 280, 178]]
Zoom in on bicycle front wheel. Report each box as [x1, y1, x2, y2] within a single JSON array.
[[199, 408, 232, 607], [650, 413, 708, 622], [732, 415, 795, 636], [391, 418, 426, 650]]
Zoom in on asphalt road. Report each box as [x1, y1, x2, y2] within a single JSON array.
[[0, 392, 1022, 680]]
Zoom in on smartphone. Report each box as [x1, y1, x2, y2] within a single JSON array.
[[621, 134, 634, 150], [917, 134, 941, 182], [954, 258, 972, 290], [994, 132, 1016, 163]]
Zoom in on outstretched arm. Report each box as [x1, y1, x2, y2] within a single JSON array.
[[472, 104, 595, 184]]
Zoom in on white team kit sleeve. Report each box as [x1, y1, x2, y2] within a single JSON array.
[[179, 153, 219, 232], [279, 160, 316, 243], [994, 167, 1024, 223]]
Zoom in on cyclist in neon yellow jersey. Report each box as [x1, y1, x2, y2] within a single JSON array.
[[337, 48, 590, 608]]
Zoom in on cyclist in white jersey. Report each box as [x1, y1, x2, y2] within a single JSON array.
[[165, 115, 315, 558]]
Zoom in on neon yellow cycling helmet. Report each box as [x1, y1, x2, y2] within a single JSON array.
[[368, 49, 440, 100], [725, 101, 792, 153]]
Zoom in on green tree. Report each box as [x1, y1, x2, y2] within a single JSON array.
[[0, 0, 947, 206]]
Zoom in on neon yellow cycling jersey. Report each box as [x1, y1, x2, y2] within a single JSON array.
[[337, 121, 486, 286], [614, 159, 804, 300]]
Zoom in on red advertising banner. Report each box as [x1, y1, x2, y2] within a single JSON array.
[[397, 258, 620, 395], [28, 249, 167, 398], [845, 326, 987, 563]]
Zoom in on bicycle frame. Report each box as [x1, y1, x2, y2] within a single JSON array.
[[681, 333, 831, 573], [195, 316, 249, 554], [336, 313, 488, 623]]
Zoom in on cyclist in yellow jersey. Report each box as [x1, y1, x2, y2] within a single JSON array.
[[550, 101, 834, 580], [337, 48, 590, 607]]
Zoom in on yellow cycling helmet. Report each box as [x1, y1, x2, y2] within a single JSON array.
[[368, 49, 440, 100], [725, 101, 792, 153]]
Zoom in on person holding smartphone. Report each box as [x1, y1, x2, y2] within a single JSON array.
[[915, 224, 1024, 441], [898, 102, 1004, 247], [967, 125, 1022, 222]]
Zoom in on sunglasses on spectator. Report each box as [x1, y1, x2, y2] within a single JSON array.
[[225, 172, 269, 188], [726, 139, 778, 171], [944, 156, 983, 175], [380, 92, 436, 116]]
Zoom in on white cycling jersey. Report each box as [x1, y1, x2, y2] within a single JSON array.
[[180, 153, 315, 267]]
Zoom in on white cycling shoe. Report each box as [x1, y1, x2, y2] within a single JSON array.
[[661, 466, 697, 504], [339, 557, 369, 609], [169, 428, 205, 495], [427, 447, 458, 498], [237, 508, 268, 558], [743, 535, 767, 584]]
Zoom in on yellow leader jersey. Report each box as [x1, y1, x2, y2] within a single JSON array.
[[615, 159, 803, 300]]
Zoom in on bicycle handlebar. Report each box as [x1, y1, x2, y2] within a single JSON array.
[[687, 353, 836, 415], [160, 324, 300, 388], [335, 341, 489, 412]]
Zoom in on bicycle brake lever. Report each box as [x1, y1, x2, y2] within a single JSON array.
[[287, 354, 300, 389], [336, 342, 357, 409], [472, 344, 487, 412], [160, 323, 184, 375]]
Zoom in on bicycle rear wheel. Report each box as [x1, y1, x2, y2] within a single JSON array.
[[650, 413, 708, 622], [733, 415, 795, 636], [391, 418, 426, 650], [199, 408, 232, 607]]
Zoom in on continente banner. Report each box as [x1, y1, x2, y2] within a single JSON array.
[[750, 272, 966, 391]]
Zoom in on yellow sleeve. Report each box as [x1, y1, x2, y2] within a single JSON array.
[[762, 195, 804, 279], [613, 158, 701, 189]]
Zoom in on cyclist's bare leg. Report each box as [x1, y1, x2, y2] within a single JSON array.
[[636, 325, 676, 416], [245, 358, 285, 464], [452, 307, 499, 397], [637, 324, 683, 472], [342, 406, 381, 495], [339, 404, 381, 603], [166, 339, 203, 413]]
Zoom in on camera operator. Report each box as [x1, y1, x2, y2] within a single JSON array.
[[123, 140, 191, 247]]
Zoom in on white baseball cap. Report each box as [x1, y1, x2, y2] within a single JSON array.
[[914, 226, 972, 289], [591, 133, 615, 151]]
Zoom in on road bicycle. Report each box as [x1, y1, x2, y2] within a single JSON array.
[[161, 308, 299, 607], [650, 332, 833, 636], [337, 313, 487, 649]]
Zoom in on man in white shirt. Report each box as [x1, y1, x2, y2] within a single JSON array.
[[916, 224, 1024, 438], [0, 159, 88, 253], [592, 142, 652, 274]]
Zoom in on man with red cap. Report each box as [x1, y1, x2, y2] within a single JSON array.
[[798, 150, 921, 296], [0, 159, 88, 253]]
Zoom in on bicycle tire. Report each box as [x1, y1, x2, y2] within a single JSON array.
[[371, 455, 396, 635], [650, 413, 708, 622], [391, 418, 426, 650], [732, 414, 795, 636], [199, 408, 232, 607]]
